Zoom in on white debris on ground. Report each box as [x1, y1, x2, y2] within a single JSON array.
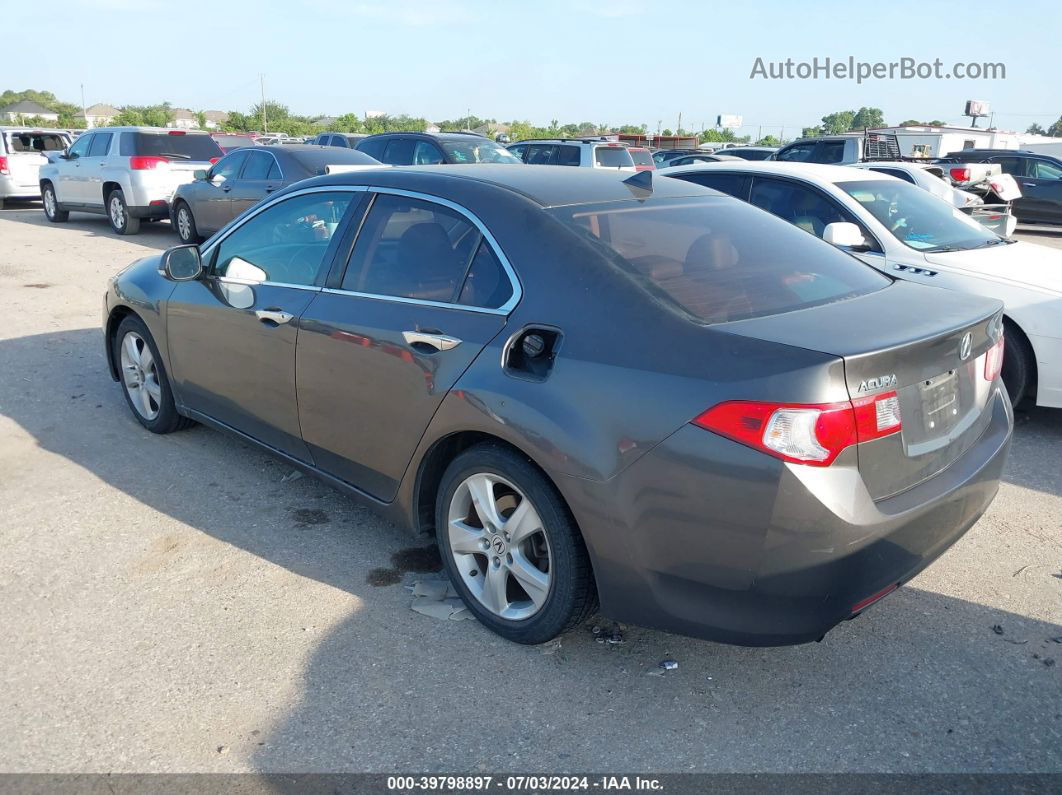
[[408, 577, 475, 621]]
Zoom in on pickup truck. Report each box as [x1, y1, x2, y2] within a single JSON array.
[[772, 131, 901, 164]]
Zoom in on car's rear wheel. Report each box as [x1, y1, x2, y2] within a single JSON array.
[[107, 189, 140, 235], [436, 444, 596, 644], [42, 183, 68, 222], [174, 201, 202, 244], [113, 315, 193, 434], [1002, 322, 1034, 407]]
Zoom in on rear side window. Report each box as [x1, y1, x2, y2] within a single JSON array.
[[526, 145, 554, 164], [594, 146, 634, 168], [240, 150, 274, 180], [457, 240, 513, 309], [88, 133, 112, 156], [553, 145, 581, 166], [382, 138, 415, 165], [342, 194, 481, 303], [817, 140, 846, 163], [776, 142, 816, 162], [548, 197, 888, 324], [671, 172, 748, 199], [628, 149, 654, 167], [120, 132, 222, 160], [6, 132, 67, 152], [356, 137, 387, 160]]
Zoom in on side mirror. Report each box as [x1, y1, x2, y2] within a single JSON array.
[[823, 222, 870, 250], [193, 169, 208, 180], [60, 149, 74, 160], [160, 245, 203, 281]]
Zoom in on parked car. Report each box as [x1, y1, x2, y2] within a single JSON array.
[[773, 132, 899, 165], [310, 132, 368, 149], [39, 127, 223, 234], [507, 138, 634, 170], [627, 146, 655, 171], [659, 161, 1062, 407], [717, 146, 778, 161], [0, 126, 71, 208], [211, 133, 258, 154], [103, 164, 1011, 646], [847, 161, 1016, 236], [358, 132, 521, 165], [170, 144, 381, 244], [935, 149, 1062, 225], [665, 153, 743, 167]]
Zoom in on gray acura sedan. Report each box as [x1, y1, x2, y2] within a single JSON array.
[[103, 165, 1012, 646]]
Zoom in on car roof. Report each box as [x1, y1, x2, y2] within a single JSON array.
[[91, 127, 213, 134], [274, 145, 380, 168], [656, 160, 897, 184], [360, 131, 487, 141], [724, 146, 778, 152], [296, 164, 707, 208]]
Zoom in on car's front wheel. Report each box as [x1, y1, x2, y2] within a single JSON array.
[[42, 183, 69, 222], [174, 201, 202, 244], [113, 315, 193, 434], [436, 444, 596, 644], [107, 189, 141, 235]]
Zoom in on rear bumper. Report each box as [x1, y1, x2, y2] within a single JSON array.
[[564, 386, 1012, 646], [0, 174, 41, 199]]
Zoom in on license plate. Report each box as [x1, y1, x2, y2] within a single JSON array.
[[920, 370, 959, 432]]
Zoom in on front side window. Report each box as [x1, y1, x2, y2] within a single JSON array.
[[382, 138, 415, 165], [88, 133, 112, 157], [440, 139, 521, 164], [549, 197, 889, 325], [342, 194, 482, 303], [508, 144, 528, 161], [210, 150, 248, 182], [413, 141, 445, 165], [750, 177, 862, 240], [839, 178, 999, 252], [817, 140, 846, 164], [67, 135, 92, 159], [213, 191, 354, 285], [1031, 159, 1062, 180]]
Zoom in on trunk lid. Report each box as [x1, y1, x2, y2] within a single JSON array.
[[720, 281, 1004, 500]]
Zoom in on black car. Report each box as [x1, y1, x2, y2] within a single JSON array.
[[310, 132, 368, 149], [170, 144, 380, 244], [105, 165, 1011, 646], [936, 149, 1062, 225], [356, 132, 522, 165], [716, 146, 779, 161]]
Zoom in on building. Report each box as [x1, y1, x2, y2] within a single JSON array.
[[168, 108, 198, 130], [869, 124, 1062, 158], [76, 103, 120, 128], [203, 110, 229, 130], [1, 100, 59, 123]]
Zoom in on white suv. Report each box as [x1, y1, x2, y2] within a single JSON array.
[[507, 138, 636, 171], [0, 127, 71, 208], [39, 127, 223, 234]]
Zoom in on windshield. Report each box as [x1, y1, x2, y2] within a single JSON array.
[[6, 132, 68, 153], [548, 197, 889, 324], [440, 139, 521, 164], [838, 178, 999, 251], [628, 149, 654, 167]]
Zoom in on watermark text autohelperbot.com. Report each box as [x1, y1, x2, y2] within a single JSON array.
[[750, 56, 1005, 83]]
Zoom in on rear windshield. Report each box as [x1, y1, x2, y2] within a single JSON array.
[[548, 197, 890, 324], [628, 149, 654, 167], [119, 132, 222, 161], [594, 146, 635, 168], [212, 135, 253, 148], [6, 132, 67, 153]]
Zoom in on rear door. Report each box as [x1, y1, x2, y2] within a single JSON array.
[[296, 190, 517, 500], [166, 189, 363, 459], [1014, 158, 1062, 223]]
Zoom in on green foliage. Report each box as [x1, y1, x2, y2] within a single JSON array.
[[1025, 123, 1046, 135], [1048, 116, 1062, 138], [849, 106, 885, 130], [700, 128, 740, 144], [757, 135, 782, 147], [819, 111, 855, 135], [661, 128, 673, 137], [107, 104, 174, 128], [801, 126, 820, 138]]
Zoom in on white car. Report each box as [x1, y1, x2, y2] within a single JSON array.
[[658, 161, 1062, 408], [0, 127, 71, 208], [507, 138, 636, 171]]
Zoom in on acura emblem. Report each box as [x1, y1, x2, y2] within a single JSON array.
[[959, 333, 972, 361]]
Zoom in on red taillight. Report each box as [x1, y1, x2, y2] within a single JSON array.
[[692, 391, 902, 467], [129, 156, 169, 170], [0, 155, 8, 175], [984, 337, 1005, 381], [950, 166, 971, 183], [851, 583, 898, 613], [167, 130, 186, 135], [209, 157, 221, 165]]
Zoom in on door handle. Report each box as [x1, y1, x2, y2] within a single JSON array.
[[256, 309, 294, 325], [402, 330, 462, 351], [222, 184, 232, 192], [266, 185, 276, 193]]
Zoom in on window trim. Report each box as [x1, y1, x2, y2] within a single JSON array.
[[328, 186, 522, 315]]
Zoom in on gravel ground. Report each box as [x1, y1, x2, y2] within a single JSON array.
[[0, 203, 1059, 774]]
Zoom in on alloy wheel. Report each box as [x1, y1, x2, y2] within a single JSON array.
[[109, 195, 125, 229], [44, 188, 56, 218], [120, 332, 162, 420], [177, 207, 192, 241], [447, 473, 552, 620]]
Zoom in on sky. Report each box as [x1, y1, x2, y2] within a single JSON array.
[[6, 0, 1061, 136]]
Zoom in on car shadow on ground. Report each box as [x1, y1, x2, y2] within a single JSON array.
[[1007, 406, 1062, 497], [0, 201, 175, 247], [0, 328, 1059, 772]]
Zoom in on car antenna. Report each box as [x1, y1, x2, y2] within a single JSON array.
[[623, 170, 652, 194]]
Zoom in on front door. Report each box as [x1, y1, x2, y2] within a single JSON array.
[[55, 133, 92, 203], [80, 131, 113, 208], [195, 149, 247, 233], [228, 149, 282, 220], [296, 191, 516, 500], [166, 189, 362, 460]]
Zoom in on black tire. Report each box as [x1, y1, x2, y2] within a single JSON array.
[[436, 443, 597, 644], [42, 183, 69, 222], [107, 189, 141, 235], [112, 315, 194, 434], [1002, 321, 1035, 408], [173, 201, 203, 244]]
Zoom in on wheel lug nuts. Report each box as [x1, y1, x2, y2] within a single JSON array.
[[506, 553, 513, 564]]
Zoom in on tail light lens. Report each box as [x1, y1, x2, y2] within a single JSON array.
[[167, 130, 186, 135], [693, 392, 902, 467], [129, 156, 169, 170], [0, 155, 8, 175], [950, 166, 971, 183], [209, 157, 221, 165], [984, 337, 1005, 381]]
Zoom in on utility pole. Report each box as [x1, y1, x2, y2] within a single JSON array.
[[677, 112, 682, 135], [260, 73, 267, 133], [80, 83, 88, 128]]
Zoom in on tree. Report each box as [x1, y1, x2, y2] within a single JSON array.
[[849, 106, 885, 130], [801, 126, 820, 138], [757, 135, 782, 147], [249, 100, 290, 131], [819, 111, 855, 135], [195, 110, 207, 129], [700, 128, 739, 144], [1026, 122, 1047, 135], [662, 128, 673, 137], [1049, 116, 1062, 138], [897, 118, 945, 127]]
